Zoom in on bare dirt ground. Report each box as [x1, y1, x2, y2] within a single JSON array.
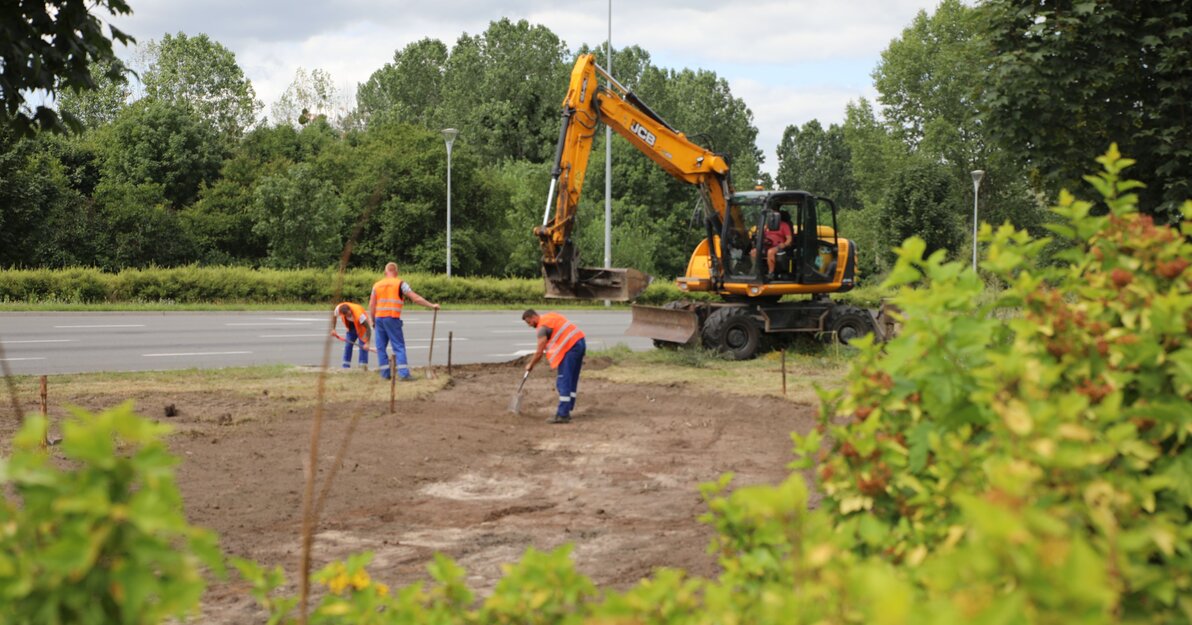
[[2, 359, 818, 623]]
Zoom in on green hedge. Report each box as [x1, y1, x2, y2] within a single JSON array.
[[0, 266, 546, 305], [0, 266, 890, 308]]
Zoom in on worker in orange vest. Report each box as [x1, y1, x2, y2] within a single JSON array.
[[522, 309, 586, 424], [332, 301, 372, 369], [368, 262, 439, 381]]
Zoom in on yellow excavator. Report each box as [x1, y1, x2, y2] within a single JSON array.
[[536, 54, 887, 359]]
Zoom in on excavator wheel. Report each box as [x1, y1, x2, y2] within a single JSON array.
[[702, 306, 768, 360], [824, 305, 876, 345]]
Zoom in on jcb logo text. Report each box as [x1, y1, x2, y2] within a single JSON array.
[[630, 122, 657, 147]]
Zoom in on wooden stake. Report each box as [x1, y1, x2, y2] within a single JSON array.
[[447, 331, 453, 376], [781, 350, 787, 397], [40, 375, 49, 447], [426, 308, 438, 379], [389, 354, 396, 414]]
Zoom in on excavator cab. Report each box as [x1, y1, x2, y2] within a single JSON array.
[[721, 190, 851, 289]]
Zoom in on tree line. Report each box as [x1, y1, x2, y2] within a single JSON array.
[[2, 1, 1188, 281]]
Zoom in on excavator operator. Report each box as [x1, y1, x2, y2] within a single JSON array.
[[751, 211, 792, 279]]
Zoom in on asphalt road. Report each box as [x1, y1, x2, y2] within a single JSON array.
[[0, 310, 655, 376]]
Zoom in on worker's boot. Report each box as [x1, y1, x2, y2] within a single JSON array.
[[546, 414, 571, 424]]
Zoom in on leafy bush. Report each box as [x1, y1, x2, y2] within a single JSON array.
[[0, 404, 223, 624], [798, 145, 1191, 620]]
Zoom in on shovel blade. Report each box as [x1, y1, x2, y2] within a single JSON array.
[[508, 391, 524, 414]]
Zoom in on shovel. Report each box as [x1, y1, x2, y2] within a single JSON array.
[[508, 370, 530, 414]]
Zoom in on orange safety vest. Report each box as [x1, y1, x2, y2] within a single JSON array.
[[539, 312, 584, 369], [372, 277, 406, 318], [337, 302, 368, 336]]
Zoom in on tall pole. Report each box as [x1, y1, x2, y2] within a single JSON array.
[[603, 0, 613, 307], [442, 128, 459, 277], [971, 170, 984, 272]]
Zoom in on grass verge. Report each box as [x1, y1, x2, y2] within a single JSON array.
[[3, 365, 448, 414], [586, 342, 853, 406]]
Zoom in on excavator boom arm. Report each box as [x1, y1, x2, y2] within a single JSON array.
[[536, 54, 735, 299]]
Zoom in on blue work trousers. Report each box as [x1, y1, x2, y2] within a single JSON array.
[[554, 338, 586, 417], [342, 328, 368, 368], [375, 317, 411, 380]]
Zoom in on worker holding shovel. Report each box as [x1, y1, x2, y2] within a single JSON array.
[[332, 302, 373, 370], [369, 262, 439, 381], [522, 309, 586, 424]]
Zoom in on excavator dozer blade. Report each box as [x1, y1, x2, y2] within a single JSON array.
[[626, 304, 699, 345], [544, 266, 652, 302]]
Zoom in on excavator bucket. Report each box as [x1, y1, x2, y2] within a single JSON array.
[[626, 304, 700, 345], [544, 266, 651, 302]]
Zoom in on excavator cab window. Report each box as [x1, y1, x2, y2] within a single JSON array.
[[791, 196, 841, 284], [724, 193, 768, 279]]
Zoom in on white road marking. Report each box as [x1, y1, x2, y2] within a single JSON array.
[[260, 334, 327, 338], [514, 343, 538, 347], [143, 351, 253, 357], [2, 339, 74, 344], [267, 317, 323, 322], [225, 322, 312, 326], [0, 357, 46, 361], [486, 350, 535, 358], [54, 324, 145, 328], [407, 337, 468, 342], [489, 329, 528, 334]]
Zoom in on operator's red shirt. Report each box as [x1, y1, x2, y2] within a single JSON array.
[[764, 221, 792, 248]]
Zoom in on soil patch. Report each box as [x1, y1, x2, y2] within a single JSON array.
[[1, 362, 817, 622]]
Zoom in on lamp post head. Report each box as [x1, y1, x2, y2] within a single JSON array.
[[971, 169, 985, 186], [441, 128, 459, 148]]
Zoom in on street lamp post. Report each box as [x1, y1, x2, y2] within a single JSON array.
[[442, 128, 458, 277], [604, 0, 613, 307], [971, 169, 984, 272]]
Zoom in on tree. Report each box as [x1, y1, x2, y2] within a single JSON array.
[[271, 68, 340, 128], [141, 32, 262, 137], [775, 120, 859, 209], [873, 0, 983, 165], [873, 0, 1041, 232], [356, 38, 449, 129], [879, 159, 964, 263], [0, 0, 133, 136], [57, 60, 132, 130], [981, 0, 1192, 220], [439, 19, 570, 163], [100, 100, 224, 208], [841, 98, 906, 211], [252, 163, 345, 268]]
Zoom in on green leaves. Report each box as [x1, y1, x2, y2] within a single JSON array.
[[1, 0, 134, 136], [0, 403, 221, 625], [813, 147, 1192, 622]]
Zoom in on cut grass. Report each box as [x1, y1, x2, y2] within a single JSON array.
[[2, 345, 853, 424], [587, 343, 853, 406]]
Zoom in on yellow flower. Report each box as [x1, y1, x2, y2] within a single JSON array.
[[327, 573, 351, 595], [375, 582, 390, 597], [351, 569, 371, 590]]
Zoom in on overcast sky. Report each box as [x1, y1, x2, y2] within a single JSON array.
[[109, 0, 941, 174]]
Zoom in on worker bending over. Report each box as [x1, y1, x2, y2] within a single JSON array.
[[368, 262, 439, 381], [333, 301, 372, 369], [523, 309, 586, 424]]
